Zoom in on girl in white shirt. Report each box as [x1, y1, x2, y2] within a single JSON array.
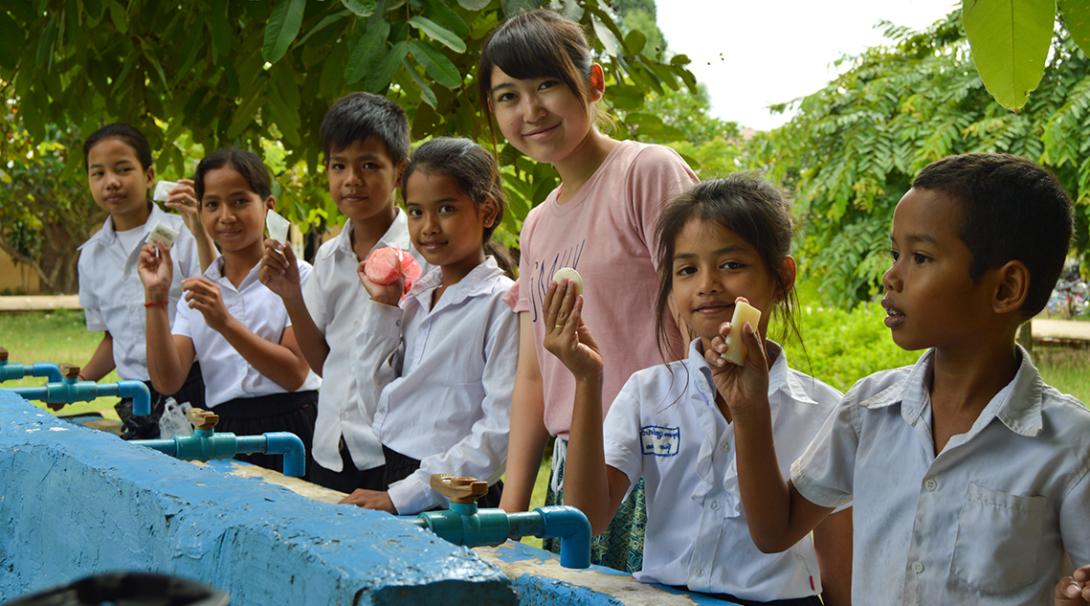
[[340, 137, 518, 515], [547, 177, 852, 606], [139, 148, 321, 476]]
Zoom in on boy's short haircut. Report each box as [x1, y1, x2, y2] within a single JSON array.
[[83, 123, 153, 171], [913, 152, 1073, 317], [319, 92, 409, 166]]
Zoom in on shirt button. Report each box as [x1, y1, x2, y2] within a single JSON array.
[[924, 479, 938, 492], [720, 442, 729, 452], [694, 567, 704, 576], [911, 561, 924, 574], [710, 501, 719, 511]]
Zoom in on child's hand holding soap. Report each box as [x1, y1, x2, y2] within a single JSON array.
[[722, 297, 761, 366]]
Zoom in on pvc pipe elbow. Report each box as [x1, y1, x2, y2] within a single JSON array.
[[31, 364, 63, 383], [264, 432, 306, 477], [117, 381, 151, 416], [535, 505, 591, 569]]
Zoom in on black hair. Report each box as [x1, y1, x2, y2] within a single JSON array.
[[194, 148, 273, 202], [83, 123, 153, 171], [478, 9, 593, 123], [912, 153, 1074, 317], [319, 92, 409, 166], [653, 176, 802, 358], [401, 137, 514, 276]]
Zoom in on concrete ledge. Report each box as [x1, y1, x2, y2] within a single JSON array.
[[0, 391, 514, 605], [0, 296, 81, 311]]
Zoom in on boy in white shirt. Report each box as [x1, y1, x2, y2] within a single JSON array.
[[77, 123, 210, 438], [259, 93, 423, 491], [718, 153, 1090, 605]]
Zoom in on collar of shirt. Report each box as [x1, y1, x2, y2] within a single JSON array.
[[79, 203, 168, 251], [685, 337, 806, 515], [317, 210, 413, 262], [205, 256, 263, 292], [404, 256, 505, 313], [861, 345, 1044, 438]]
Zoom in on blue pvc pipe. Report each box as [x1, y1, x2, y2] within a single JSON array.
[[263, 432, 306, 478], [536, 506, 591, 569], [0, 362, 63, 384], [133, 431, 306, 478], [6, 379, 150, 416]]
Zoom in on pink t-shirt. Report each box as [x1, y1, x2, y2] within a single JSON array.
[[513, 140, 698, 438]]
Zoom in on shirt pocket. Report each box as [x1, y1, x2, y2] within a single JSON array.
[[951, 482, 1045, 593]]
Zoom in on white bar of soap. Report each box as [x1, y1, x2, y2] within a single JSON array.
[[153, 180, 178, 203], [552, 267, 584, 295], [145, 221, 179, 249], [722, 298, 761, 366], [266, 209, 291, 243]]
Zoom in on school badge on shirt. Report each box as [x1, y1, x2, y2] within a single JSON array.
[[640, 425, 680, 456]]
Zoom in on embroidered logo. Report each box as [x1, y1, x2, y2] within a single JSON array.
[[640, 425, 680, 457]]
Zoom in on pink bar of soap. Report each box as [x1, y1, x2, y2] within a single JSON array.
[[364, 247, 423, 294]]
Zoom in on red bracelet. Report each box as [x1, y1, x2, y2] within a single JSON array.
[[144, 300, 168, 308]]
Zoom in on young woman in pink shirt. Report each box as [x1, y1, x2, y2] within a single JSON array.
[[478, 8, 697, 571]]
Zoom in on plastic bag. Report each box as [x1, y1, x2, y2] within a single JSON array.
[[158, 397, 194, 438]]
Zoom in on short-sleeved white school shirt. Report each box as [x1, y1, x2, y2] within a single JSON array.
[[77, 205, 202, 381], [303, 212, 425, 473], [791, 347, 1090, 606], [172, 257, 321, 407], [603, 339, 841, 601]]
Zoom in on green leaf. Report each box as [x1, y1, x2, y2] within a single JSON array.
[[1060, 0, 1090, 58], [962, 0, 1055, 110], [458, 0, 491, 9], [0, 10, 25, 69], [502, 0, 537, 17], [210, 2, 232, 62], [108, 0, 128, 34], [407, 39, 461, 88], [408, 16, 466, 53], [263, 0, 306, 64], [297, 9, 350, 47], [623, 30, 646, 55], [363, 40, 408, 93], [344, 21, 390, 84], [591, 15, 622, 56], [82, 0, 107, 26], [404, 57, 438, 109], [340, 0, 376, 17], [424, 0, 470, 39]]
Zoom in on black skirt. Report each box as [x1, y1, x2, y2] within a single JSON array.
[[381, 445, 503, 510], [212, 390, 318, 480]]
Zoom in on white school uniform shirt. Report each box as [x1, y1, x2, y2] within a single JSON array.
[[304, 212, 426, 473], [172, 257, 321, 407], [603, 338, 841, 601], [77, 205, 202, 381], [791, 347, 1090, 606], [361, 256, 517, 514]]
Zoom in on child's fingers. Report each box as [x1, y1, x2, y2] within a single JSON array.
[[557, 283, 579, 335], [741, 322, 768, 369], [543, 281, 562, 330]]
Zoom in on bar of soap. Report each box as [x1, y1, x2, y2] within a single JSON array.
[[152, 180, 178, 203], [364, 247, 423, 294], [552, 267, 584, 295], [145, 221, 179, 249], [722, 298, 761, 366], [266, 209, 291, 243]]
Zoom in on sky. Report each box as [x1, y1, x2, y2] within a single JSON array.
[[656, 0, 960, 131]]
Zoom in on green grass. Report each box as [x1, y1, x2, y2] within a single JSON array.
[[0, 310, 121, 417]]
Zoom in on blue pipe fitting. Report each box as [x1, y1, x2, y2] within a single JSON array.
[[412, 504, 591, 569], [536, 505, 592, 569], [8, 379, 150, 416], [131, 430, 306, 477], [0, 361, 64, 384]]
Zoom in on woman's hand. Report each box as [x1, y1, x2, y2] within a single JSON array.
[[259, 239, 302, 300], [138, 242, 173, 301], [703, 298, 770, 418], [182, 277, 231, 332], [163, 179, 200, 229], [339, 489, 397, 513], [357, 260, 404, 307], [1057, 566, 1090, 605], [543, 280, 602, 382]]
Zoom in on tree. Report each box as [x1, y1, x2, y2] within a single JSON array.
[[0, 0, 697, 291], [747, 12, 1090, 308]]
